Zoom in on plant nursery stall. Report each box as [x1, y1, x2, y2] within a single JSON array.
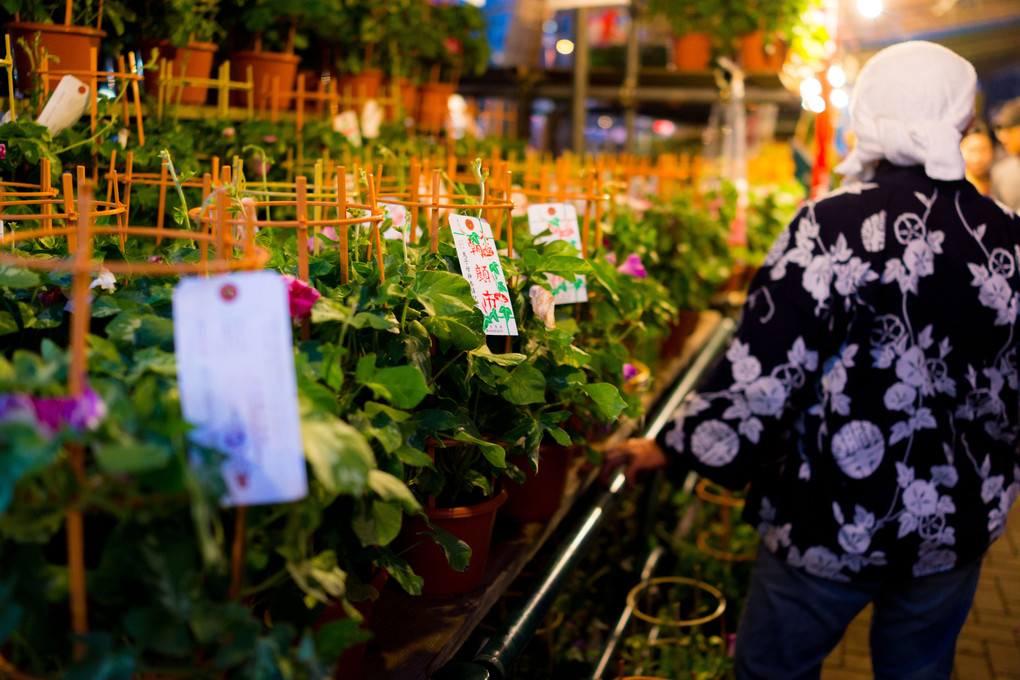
[[0, 0, 952, 678]]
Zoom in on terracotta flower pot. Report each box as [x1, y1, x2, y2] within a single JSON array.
[[231, 48, 301, 109], [315, 569, 389, 680], [672, 32, 712, 71], [739, 31, 787, 72], [387, 76, 419, 120], [339, 68, 384, 105], [502, 444, 578, 523], [141, 40, 218, 105], [397, 486, 507, 596], [418, 82, 456, 132], [7, 21, 105, 93]]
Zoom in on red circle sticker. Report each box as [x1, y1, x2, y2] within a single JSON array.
[[465, 219, 475, 230], [220, 284, 238, 301], [548, 206, 556, 215], [78, 86, 86, 94]]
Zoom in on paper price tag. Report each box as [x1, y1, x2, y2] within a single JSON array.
[[380, 201, 408, 240], [333, 111, 362, 147], [173, 271, 308, 506], [527, 203, 588, 304], [449, 214, 518, 336], [37, 76, 91, 137]]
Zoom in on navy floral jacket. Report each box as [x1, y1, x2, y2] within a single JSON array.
[[658, 163, 1020, 581]]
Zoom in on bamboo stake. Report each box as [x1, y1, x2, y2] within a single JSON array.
[[337, 168, 349, 285], [366, 173, 385, 284], [429, 169, 440, 255]]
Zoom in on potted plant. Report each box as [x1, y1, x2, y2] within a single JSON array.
[[3, 0, 135, 93], [641, 0, 811, 70], [416, 1, 489, 131], [131, 0, 223, 105], [221, 0, 333, 108]]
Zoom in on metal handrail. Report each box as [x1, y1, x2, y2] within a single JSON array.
[[431, 317, 737, 680]]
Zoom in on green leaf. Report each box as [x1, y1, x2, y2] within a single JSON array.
[[469, 345, 527, 366], [310, 299, 351, 324], [351, 311, 398, 331], [0, 266, 40, 288], [367, 469, 422, 513], [411, 270, 477, 317], [393, 444, 433, 467], [452, 431, 506, 468], [422, 315, 484, 351], [136, 315, 175, 350], [374, 549, 423, 596], [363, 365, 428, 409], [423, 522, 472, 572], [315, 619, 372, 662], [581, 382, 627, 422], [501, 363, 547, 405], [0, 311, 17, 335], [371, 500, 403, 546], [302, 415, 374, 495], [126, 347, 177, 382], [94, 441, 173, 475]]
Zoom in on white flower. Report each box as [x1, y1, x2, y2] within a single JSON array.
[[978, 275, 1012, 311], [904, 239, 934, 277], [884, 382, 917, 412], [912, 548, 956, 576], [690, 420, 740, 467], [861, 210, 886, 252], [902, 479, 939, 516], [837, 523, 872, 554], [831, 420, 885, 479], [89, 268, 116, 293], [802, 254, 833, 304], [745, 376, 787, 417], [800, 546, 849, 581], [732, 356, 762, 385], [763, 228, 790, 267]]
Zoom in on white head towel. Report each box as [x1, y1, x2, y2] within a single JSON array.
[[835, 41, 977, 182]]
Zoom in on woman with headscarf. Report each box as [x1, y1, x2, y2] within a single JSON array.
[[604, 41, 1020, 679]]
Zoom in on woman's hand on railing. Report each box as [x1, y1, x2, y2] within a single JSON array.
[[600, 437, 669, 487]]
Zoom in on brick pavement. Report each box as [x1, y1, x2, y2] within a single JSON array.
[[821, 502, 1020, 679]]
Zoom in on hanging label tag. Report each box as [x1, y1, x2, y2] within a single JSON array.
[[528, 203, 588, 304], [36, 76, 91, 137], [173, 271, 308, 506], [333, 111, 362, 147], [449, 214, 518, 336], [361, 99, 382, 139], [380, 201, 408, 240]]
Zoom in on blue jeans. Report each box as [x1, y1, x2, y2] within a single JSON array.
[[734, 545, 983, 680]]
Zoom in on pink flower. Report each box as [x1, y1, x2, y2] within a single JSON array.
[[604, 251, 617, 265], [727, 632, 737, 657], [252, 158, 272, 176], [307, 226, 338, 253], [282, 274, 321, 320], [616, 253, 647, 278], [36, 288, 66, 308], [263, 134, 277, 144], [147, 255, 163, 263], [222, 126, 236, 138], [30, 386, 107, 435], [623, 363, 638, 381], [444, 38, 462, 55], [0, 143, 6, 161]]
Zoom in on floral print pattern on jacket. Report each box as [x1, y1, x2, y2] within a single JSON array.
[[657, 163, 1020, 581]]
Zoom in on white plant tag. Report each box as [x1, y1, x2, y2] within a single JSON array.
[[333, 111, 362, 147], [36, 76, 91, 137], [380, 201, 407, 240], [527, 203, 588, 304], [173, 271, 308, 506], [449, 214, 518, 336], [361, 99, 382, 139]]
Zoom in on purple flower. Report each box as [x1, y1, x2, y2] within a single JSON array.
[[30, 386, 107, 435], [36, 288, 66, 308], [616, 253, 647, 279], [727, 632, 737, 657], [0, 143, 6, 161], [0, 393, 36, 425], [307, 226, 339, 253], [623, 363, 638, 381], [282, 274, 321, 320]]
